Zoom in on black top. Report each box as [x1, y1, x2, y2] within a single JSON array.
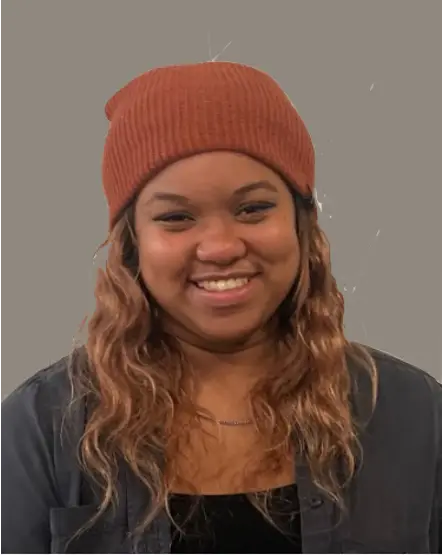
[[169, 484, 302, 554]]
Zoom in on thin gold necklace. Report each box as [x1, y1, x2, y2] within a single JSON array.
[[196, 413, 254, 427]]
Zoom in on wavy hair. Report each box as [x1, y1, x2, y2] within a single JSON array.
[[70, 188, 377, 536]]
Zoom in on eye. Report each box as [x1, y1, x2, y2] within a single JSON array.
[[153, 212, 194, 223], [237, 201, 276, 217]]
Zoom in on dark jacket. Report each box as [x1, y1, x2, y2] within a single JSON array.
[[1, 347, 441, 553]]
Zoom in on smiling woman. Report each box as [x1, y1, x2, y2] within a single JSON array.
[[2, 61, 442, 554]]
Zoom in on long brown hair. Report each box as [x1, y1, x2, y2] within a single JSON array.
[[70, 188, 377, 534]]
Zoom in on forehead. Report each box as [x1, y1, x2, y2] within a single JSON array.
[[137, 151, 289, 202]]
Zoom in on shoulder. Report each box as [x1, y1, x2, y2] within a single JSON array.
[[366, 345, 441, 399], [349, 343, 442, 440], [3, 354, 71, 411], [1, 349, 87, 441]]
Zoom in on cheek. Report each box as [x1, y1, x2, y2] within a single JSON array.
[[137, 230, 190, 287], [252, 218, 300, 265]]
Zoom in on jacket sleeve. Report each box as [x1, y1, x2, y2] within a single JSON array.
[[1, 375, 63, 554], [426, 375, 442, 553], [437, 381, 442, 553]]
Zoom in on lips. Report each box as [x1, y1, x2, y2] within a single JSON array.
[[195, 277, 250, 292], [189, 274, 259, 308]]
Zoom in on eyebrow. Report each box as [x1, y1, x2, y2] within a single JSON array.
[[142, 180, 279, 207]]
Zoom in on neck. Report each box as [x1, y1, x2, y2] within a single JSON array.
[[183, 332, 275, 376], [175, 334, 278, 421]]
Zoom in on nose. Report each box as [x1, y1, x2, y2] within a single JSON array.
[[196, 219, 246, 265]]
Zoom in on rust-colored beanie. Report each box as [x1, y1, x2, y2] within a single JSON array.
[[102, 61, 315, 227]]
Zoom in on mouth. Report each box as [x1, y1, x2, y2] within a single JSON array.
[[188, 275, 259, 308], [194, 277, 251, 292]]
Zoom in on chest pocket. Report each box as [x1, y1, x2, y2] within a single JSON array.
[[49, 504, 131, 554]]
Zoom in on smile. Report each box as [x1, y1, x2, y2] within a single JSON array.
[[195, 278, 250, 292], [189, 275, 258, 308]]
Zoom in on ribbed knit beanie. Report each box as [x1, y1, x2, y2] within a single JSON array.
[[102, 61, 315, 228]]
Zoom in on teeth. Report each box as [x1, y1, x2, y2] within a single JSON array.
[[197, 278, 250, 291]]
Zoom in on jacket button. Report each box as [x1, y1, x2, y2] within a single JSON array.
[[309, 496, 324, 508]]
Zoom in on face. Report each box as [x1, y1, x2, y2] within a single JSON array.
[[134, 152, 300, 349]]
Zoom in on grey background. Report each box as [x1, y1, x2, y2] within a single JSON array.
[[2, 0, 442, 397]]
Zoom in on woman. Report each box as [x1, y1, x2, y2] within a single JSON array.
[[2, 61, 441, 554]]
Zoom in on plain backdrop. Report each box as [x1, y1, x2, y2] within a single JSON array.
[[2, 0, 442, 397]]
